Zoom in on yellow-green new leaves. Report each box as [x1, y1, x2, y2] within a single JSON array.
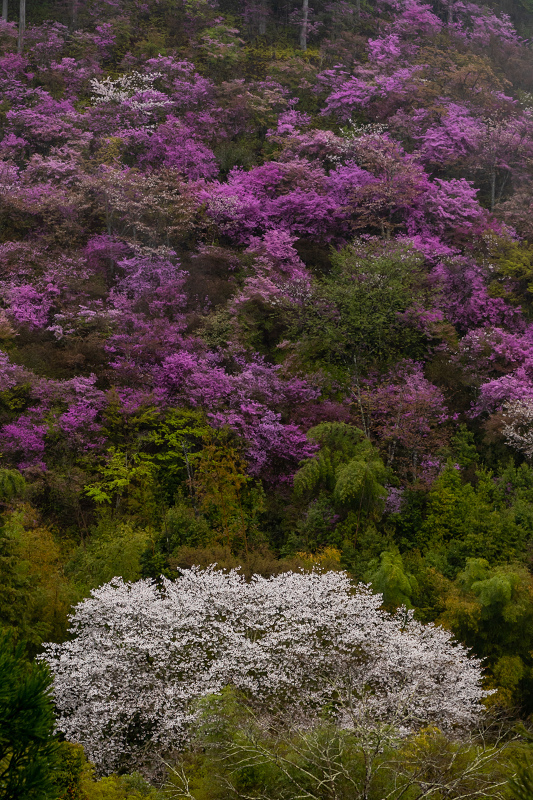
[[0, 505, 72, 649], [85, 448, 157, 521], [0, 468, 25, 504]]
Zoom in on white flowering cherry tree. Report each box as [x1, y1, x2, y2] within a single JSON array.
[[502, 398, 533, 460], [90, 72, 171, 113], [44, 568, 488, 777]]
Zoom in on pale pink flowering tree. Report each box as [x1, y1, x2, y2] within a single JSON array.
[[44, 568, 488, 778]]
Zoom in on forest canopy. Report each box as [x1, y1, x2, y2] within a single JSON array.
[[4, 0, 533, 795]]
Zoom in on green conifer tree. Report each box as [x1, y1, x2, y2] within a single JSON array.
[[0, 633, 60, 800]]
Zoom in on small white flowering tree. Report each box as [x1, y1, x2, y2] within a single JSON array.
[[44, 568, 488, 778], [90, 72, 170, 113], [502, 398, 533, 460]]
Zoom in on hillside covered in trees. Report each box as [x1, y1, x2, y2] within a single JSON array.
[[4, 0, 533, 795]]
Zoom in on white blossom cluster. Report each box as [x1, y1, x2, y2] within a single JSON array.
[[502, 398, 533, 458], [341, 121, 389, 140], [43, 568, 488, 776], [329, 121, 389, 164], [90, 72, 170, 111]]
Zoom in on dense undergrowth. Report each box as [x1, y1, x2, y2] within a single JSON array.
[[4, 0, 533, 794]]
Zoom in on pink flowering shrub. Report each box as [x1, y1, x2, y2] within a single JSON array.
[[356, 360, 450, 484], [0, 0, 532, 582]]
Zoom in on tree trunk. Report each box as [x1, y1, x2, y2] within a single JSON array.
[[300, 0, 308, 51], [71, 0, 78, 30], [490, 168, 496, 212], [17, 0, 25, 54], [1, 0, 7, 21], [355, 0, 360, 18], [258, 0, 266, 35]]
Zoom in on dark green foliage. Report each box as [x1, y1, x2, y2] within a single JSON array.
[[439, 558, 533, 710], [294, 423, 387, 516], [291, 494, 343, 553], [0, 633, 60, 800], [340, 520, 394, 581], [290, 423, 389, 570], [140, 501, 212, 579], [450, 424, 479, 469], [288, 241, 431, 376]]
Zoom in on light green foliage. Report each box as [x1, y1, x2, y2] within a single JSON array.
[[0, 469, 25, 504], [509, 755, 533, 800], [334, 456, 385, 508], [369, 550, 417, 609], [147, 409, 209, 493], [67, 519, 155, 595], [490, 239, 533, 313], [0, 633, 60, 800], [0, 523, 33, 642], [439, 559, 533, 709], [81, 771, 164, 799], [45, 740, 164, 800], [0, 384, 32, 413], [491, 655, 526, 706], [193, 435, 266, 555], [198, 23, 246, 77], [52, 742, 86, 800], [85, 407, 210, 522], [166, 688, 513, 800], [418, 463, 533, 573], [99, 398, 209, 512], [85, 448, 157, 520]]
